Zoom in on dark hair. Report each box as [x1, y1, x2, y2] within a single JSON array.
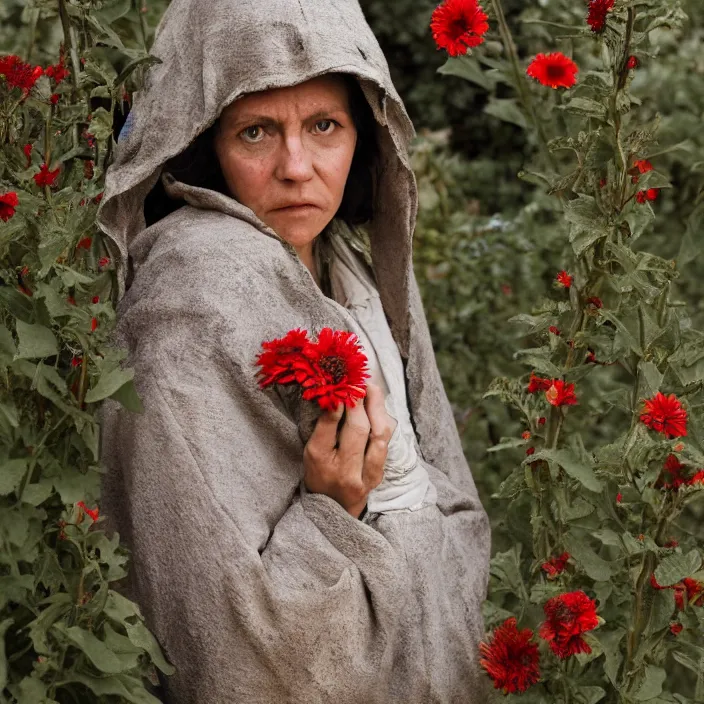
[[143, 73, 378, 228]]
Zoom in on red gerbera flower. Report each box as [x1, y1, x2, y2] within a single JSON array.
[[546, 380, 578, 407], [633, 159, 653, 174], [539, 590, 599, 658], [627, 55, 639, 70], [45, 61, 69, 84], [527, 372, 552, 394], [538, 416, 546, 425], [430, 0, 490, 57], [542, 552, 570, 579], [526, 53, 578, 89], [682, 578, 704, 608], [586, 0, 614, 33], [479, 617, 541, 694], [687, 469, 704, 486], [555, 270, 573, 288], [301, 328, 370, 412], [33, 163, 60, 188], [90, 317, 98, 332], [76, 500, 99, 522], [0, 191, 19, 222], [0, 54, 43, 95], [670, 622, 683, 635], [548, 325, 561, 336], [255, 328, 319, 389], [655, 454, 688, 491], [98, 256, 110, 270], [640, 392, 688, 439], [586, 296, 603, 309], [23, 143, 32, 166]]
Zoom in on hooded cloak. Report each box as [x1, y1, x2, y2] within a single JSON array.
[[97, 0, 492, 701]]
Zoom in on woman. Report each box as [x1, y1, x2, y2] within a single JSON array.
[[98, 0, 492, 702]]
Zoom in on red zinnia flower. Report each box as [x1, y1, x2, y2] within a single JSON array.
[[633, 159, 653, 174], [430, 0, 490, 57], [586, 0, 614, 33], [655, 454, 688, 491], [90, 317, 98, 332], [98, 256, 110, 270], [541, 552, 570, 579], [616, 492, 623, 504], [538, 416, 546, 426], [627, 55, 639, 70], [521, 431, 531, 440], [0, 191, 19, 222], [687, 469, 704, 486], [301, 328, 370, 412], [255, 328, 318, 389], [527, 372, 552, 394], [549, 325, 561, 335], [586, 296, 603, 309], [479, 617, 541, 694], [526, 53, 578, 89], [50, 93, 60, 105], [555, 270, 573, 288], [23, 143, 32, 166], [76, 500, 99, 522], [682, 578, 704, 608], [45, 61, 69, 84], [545, 380, 577, 407], [33, 163, 60, 188], [670, 622, 683, 635], [0, 54, 43, 94], [526, 447, 535, 456], [539, 590, 599, 658], [76, 236, 92, 250], [640, 392, 687, 439]]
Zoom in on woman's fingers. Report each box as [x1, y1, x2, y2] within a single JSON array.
[[362, 383, 392, 489], [308, 404, 345, 455], [337, 392, 372, 459]]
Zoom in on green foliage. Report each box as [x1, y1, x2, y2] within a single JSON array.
[[1, 2, 171, 702], [429, 0, 704, 699]]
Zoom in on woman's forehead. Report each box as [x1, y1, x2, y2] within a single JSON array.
[[220, 75, 351, 124]]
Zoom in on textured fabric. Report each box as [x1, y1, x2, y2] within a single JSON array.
[[96, 1, 492, 702], [328, 222, 436, 515]]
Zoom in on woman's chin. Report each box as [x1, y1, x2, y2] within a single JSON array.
[[267, 213, 333, 247]]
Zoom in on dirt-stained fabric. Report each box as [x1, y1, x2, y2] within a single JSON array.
[[97, 0, 492, 701]]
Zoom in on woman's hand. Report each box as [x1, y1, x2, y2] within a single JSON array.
[[303, 382, 397, 518]]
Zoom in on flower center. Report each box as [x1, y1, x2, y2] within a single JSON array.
[[319, 355, 346, 383], [449, 17, 470, 39]]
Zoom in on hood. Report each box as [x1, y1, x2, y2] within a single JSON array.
[[97, 0, 418, 353]]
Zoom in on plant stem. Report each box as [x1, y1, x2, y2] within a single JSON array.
[[489, 0, 557, 171]]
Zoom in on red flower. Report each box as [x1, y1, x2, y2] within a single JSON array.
[[640, 392, 688, 439], [586, 0, 614, 32], [527, 53, 578, 89], [71, 356, 82, 367], [255, 328, 319, 389], [50, 93, 60, 105], [90, 317, 98, 332], [655, 454, 687, 491], [76, 500, 99, 522], [23, 143, 32, 166], [682, 578, 704, 608], [479, 618, 541, 694], [92, 296, 100, 304], [538, 416, 546, 426], [539, 590, 599, 658], [545, 380, 577, 407], [33, 163, 60, 188], [0, 54, 43, 94], [555, 270, 573, 288], [98, 256, 110, 270], [301, 328, 371, 412], [76, 236, 92, 250], [586, 296, 603, 309], [549, 325, 561, 336], [527, 372, 552, 394], [93, 192, 104, 204], [664, 539, 679, 549], [627, 55, 639, 70], [0, 191, 19, 222], [616, 492, 623, 504], [599, 177, 607, 189], [687, 469, 704, 486], [542, 552, 570, 579], [66, 296, 76, 305], [45, 61, 69, 84], [526, 447, 535, 456], [633, 159, 653, 174], [430, 0, 490, 57], [670, 623, 683, 635], [522, 431, 531, 440]]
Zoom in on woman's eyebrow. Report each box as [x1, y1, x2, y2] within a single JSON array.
[[229, 107, 348, 129]]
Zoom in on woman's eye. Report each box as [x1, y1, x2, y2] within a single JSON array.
[[241, 126, 264, 143], [313, 120, 336, 134]]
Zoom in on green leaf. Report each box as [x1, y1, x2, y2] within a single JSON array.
[[577, 686, 606, 704], [631, 665, 666, 701], [104, 589, 144, 623], [489, 545, 524, 595], [85, 366, 135, 404], [0, 459, 27, 495], [559, 97, 608, 120], [124, 621, 176, 675], [438, 56, 494, 91], [527, 448, 602, 492], [21, 478, 53, 506], [54, 623, 126, 674], [108, 377, 145, 413], [644, 588, 675, 637], [65, 672, 162, 704], [484, 98, 527, 129], [0, 617, 14, 691], [15, 320, 59, 360], [564, 533, 613, 581], [654, 550, 702, 587], [597, 628, 625, 687], [637, 360, 663, 398], [0, 324, 16, 364]]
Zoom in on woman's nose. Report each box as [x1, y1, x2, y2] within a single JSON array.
[[275, 135, 314, 182]]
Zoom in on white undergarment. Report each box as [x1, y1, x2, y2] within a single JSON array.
[[328, 229, 437, 515]]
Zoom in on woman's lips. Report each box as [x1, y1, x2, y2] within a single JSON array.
[[274, 204, 319, 213]]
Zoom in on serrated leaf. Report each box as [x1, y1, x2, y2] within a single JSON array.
[[654, 550, 702, 587], [54, 623, 125, 674], [564, 533, 613, 581], [438, 55, 494, 91], [484, 98, 527, 129], [528, 448, 602, 492], [0, 459, 28, 495], [85, 366, 135, 403], [631, 665, 666, 701], [560, 97, 608, 120], [124, 621, 176, 675]]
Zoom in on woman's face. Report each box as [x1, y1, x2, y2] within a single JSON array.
[[214, 75, 358, 250]]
